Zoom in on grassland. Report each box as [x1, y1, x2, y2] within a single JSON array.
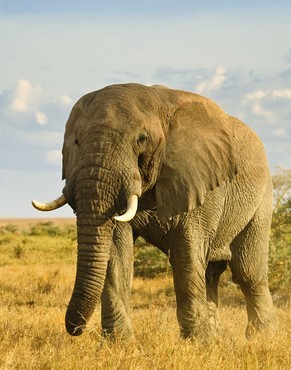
[[0, 219, 290, 370]]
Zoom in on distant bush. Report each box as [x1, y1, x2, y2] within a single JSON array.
[[0, 221, 76, 266], [13, 239, 27, 259], [271, 168, 291, 236], [29, 222, 62, 237], [134, 238, 170, 278], [1, 224, 19, 234], [269, 168, 291, 293], [26, 222, 77, 241]]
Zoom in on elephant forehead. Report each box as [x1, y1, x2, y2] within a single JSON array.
[[79, 102, 157, 133], [78, 84, 161, 121]]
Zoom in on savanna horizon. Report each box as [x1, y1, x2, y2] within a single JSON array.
[[0, 217, 75, 227]]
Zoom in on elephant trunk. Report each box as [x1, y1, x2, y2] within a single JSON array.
[[65, 149, 116, 335], [65, 214, 113, 335]]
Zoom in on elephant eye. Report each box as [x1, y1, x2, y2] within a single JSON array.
[[137, 132, 148, 145], [75, 139, 79, 146]]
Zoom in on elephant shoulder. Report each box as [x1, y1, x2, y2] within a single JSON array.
[[229, 115, 269, 178], [151, 84, 169, 89], [230, 115, 267, 158]]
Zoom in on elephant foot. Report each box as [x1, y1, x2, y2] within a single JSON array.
[[180, 326, 219, 345], [97, 331, 135, 352], [101, 303, 134, 342], [179, 302, 220, 342], [245, 312, 278, 340], [102, 323, 134, 342]]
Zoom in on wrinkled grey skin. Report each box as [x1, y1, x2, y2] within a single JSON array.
[[60, 83, 276, 340]]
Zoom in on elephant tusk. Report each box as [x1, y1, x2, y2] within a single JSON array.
[[31, 194, 67, 211], [114, 195, 138, 222]]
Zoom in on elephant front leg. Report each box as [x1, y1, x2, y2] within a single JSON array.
[[101, 223, 134, 340], [170, 241, 218, 340]]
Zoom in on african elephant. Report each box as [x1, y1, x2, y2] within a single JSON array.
[[32, 83, 276, 340]]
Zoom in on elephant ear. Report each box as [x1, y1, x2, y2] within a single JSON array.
[[62, 112, 80, 181], [155, 99, 237, 220]]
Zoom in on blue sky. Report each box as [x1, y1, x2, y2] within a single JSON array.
[[0, 0, 291, 217]]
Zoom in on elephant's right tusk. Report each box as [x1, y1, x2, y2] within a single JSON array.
[[31, 194, 67, 211], [114, 195, 138, 222]]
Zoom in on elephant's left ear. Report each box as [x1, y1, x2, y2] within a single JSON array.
[[155, 99, 237, 220]]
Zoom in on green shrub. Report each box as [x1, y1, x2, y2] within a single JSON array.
[[269, 168, 291, 294], [1, 224, 19, 234], [134, 238, 170, 278], [269, 234, 291, 293], [29, 222, 62, 237]]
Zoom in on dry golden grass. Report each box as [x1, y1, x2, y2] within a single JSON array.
[[0, 219, 290, 369]]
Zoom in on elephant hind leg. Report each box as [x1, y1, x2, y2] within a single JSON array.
[[229, 201, 277, 338]]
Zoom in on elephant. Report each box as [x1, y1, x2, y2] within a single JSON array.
[[32, 83, 276, 340]]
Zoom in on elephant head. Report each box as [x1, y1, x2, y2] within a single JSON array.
[[32, 83, 237, 336]]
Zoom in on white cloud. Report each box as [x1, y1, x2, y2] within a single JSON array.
[[15, 130, 63, 148], [284, 48, 291, 64], [35, 111, 48, 125], [251, 102, 273, 119], [245, 89, 291, 102], [242, 88, 291, 123], [46, 150, 62, 166], [60, 94, 72, 106], [272, 128, 289, 137], [245, 90, 269, 100], [9, 79, 50, 125], [272, 89, 291, 99], [10, 79, 43, 113], [196, 66, 226, 94]]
